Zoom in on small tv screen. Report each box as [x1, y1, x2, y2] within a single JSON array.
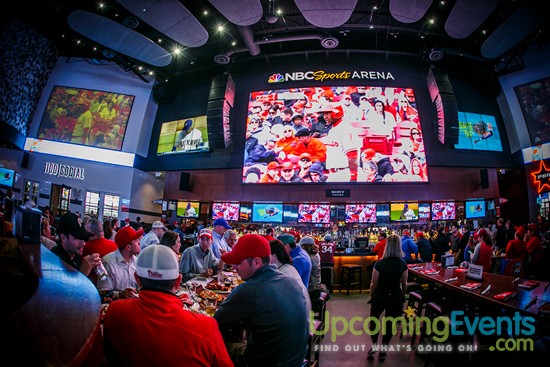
[[345, 204, 377, 223], [283, 204, 299, 225], [390, 202, 419, 222], [157, 115, 210, 155], [37, 86, 134, 150], [252, 203, 283, 223], [376, 204, 390, 223], [431, 201, 456, 220], [454, 111, 503, 151], [176, 201, 200, 218], [418, 203, 431, 219], [0, 167, 15, 188], [212, 202, 240, 221], [465, 200, 486, 219], [239, 204, 252, 222], [298, 204, 331, 223]]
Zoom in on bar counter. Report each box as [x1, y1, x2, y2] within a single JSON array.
[[333, 250, 377, 292]]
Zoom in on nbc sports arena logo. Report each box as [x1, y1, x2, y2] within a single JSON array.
[[268, 70, 395, 83]]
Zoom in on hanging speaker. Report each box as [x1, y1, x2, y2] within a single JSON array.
[[21, 152, 30, 169], [179, 172, 191, 191], [480, 169, 489, 189]]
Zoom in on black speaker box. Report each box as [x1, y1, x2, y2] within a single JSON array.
[[480, 169, 489, 188], [21, 152, 30, 169], [179, 172, 191, 191]]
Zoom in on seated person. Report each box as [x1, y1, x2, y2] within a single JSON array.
[[179, 229, 222, 281]]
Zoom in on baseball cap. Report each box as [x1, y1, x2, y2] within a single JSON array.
[[477, 228, 488, 238], [318, 103, 344, 119], [277, 233, 295, 245], [152, 221, 167, 230], [267, 161, 281, 170], [136, 245, 180, 280], [298, 235, 316, 246], [221, 234, 270, 265], [416, 231, 425, 238], [281, 161, 294, 170], [516, 226, 526, 238], [57, 212, 92, 241], [299, 153, 312, 161], [213, 217, 232, 229], [292, 114, 303, 121], [402, 229, 410, 236], [363, 148, 376, 160], [294, 127, 311, 137], [115, 226, 144, 249], [198, 229, 213, 239], [324, 234, 332, 241], [309, 161, 324, 175]]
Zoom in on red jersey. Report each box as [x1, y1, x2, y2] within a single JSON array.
[[319, 241, 336, 266]]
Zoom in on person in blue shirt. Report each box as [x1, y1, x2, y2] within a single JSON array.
[[277, 233, 312, 288], [401, 229, 418, 263]]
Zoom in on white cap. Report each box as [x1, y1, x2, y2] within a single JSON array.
[[136, 245, 179, 280], [298, 235, 316, 246], [152, 220, 167, 230]]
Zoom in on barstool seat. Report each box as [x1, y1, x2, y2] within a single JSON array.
[[339, 264, 363, 295], [400, 290, 427, 345]]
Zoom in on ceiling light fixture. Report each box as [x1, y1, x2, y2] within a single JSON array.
[[266, 0, 278, 24]]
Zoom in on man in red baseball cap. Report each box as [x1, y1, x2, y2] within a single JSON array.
[[214, 234, 309, 367]]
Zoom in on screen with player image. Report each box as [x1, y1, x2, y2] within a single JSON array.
[[176, 201, 200, 218], [390, 202, 419, 222], [418, 203, 431, 219], [431, 201, 456, 220], [344, 204, 377, 223], [157, 115, 210, 155], [465, 200, 486, 219], [252, 203, 283, 223], [298, 204, 331, 223], [212, 202, 240, 221], [241, 85, 428, 184], [454, 111, 502, 151]]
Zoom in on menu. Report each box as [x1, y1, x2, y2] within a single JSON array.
[[517, 280, 540, 290], [493, 291, 516, 301], [459, 282, 482, 290]]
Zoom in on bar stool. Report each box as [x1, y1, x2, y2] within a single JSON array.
[[304, 319, 322, 367], [400, 290, 426, 345], [339, 264, 362, 295]]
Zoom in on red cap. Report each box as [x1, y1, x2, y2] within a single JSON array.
[[477, 228, 488, 238], [402, 230, 410, 236], [281, 161, 294, 170], [363, 148, 376, 160], [221, 234, 271, 265], [267, 161, 280, 170], [299, 153, 312, 160], [115, 226, 144, 249], [516, 226, 526, 238], [416, 231, 424, 238]]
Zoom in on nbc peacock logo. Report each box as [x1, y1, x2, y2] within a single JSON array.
[[268, 73, 284, 83]]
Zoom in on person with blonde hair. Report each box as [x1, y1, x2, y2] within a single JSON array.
[[367, 234, 408, 361]]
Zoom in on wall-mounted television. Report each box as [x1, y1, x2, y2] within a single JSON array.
[[241, 85, 428, 184], [212, 202, 240, 221], [252, 203, 283, 223], [37, 86, 134, 151], [298, 204, 331, 223], [176, 201, 200, 218], [454, 111, 503, 151], [239, 204, 252, 222], [465, 200, 486, 219], [514, 77, 550, 145], [376, 204, 390, 223], [0, 167, 15, 188], [431, 201, 456, 220], [344, 204, 377, 223], [418, 203, 431, 219], [283, 204, 299, 225], [390, 202, 419, 222], [157, 115, 210, 155]]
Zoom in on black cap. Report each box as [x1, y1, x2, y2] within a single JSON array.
[[57, 212, 92, 241], [294, 127, 311, 137]]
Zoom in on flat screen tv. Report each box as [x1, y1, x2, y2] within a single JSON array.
[[157, 115, 210, 155], [0, 167, 15, 188], [431, 201, 456, 220], [37, 86, 134, 150], [376, 204, 390, 223], [454, 111, 503, 151], [390, 202, 419, 222], [239, 204, 252, 222], [465, 200, 486, 219], [241, 85, 428, 184], [212, 202, 240, 221], [514, 77, 550, 145], [344, 204, 377, 223], [418, 203, 431, 219], [283, 204, 299, 225], [176, 201, 200, 218], [298, 204, 331, 223], [252, 203, 283, 223]]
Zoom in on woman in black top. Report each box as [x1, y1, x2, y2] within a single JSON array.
[[368, 234, 408, 361]]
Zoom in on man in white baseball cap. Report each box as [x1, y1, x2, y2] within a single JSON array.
[[140, 220, 167, 250]]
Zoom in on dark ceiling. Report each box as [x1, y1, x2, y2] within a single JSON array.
[[3, 0, 548, 84]]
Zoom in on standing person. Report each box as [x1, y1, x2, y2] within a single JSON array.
[[214, 234, 309, 367], [415, 231, 432, 262], [211, 217, 232, 259], [494, 218, 507, 251], [103, 245, 233, 367], [299, 236, 322, 293], [367, 231, 388, 277], [319, 234, 336, 292], [51, 212, 99, 278], [431, 227, 450, 263], [367, 234, 408, 361], [263, 226, 276, 241], [140, 220, 167, 250], [98, 225, 143, 300], [179, 229, 221, 282], [277, 233, 312, 288], [401, 229, 418, 264]]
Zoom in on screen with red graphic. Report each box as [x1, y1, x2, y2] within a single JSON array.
[[298, 204, 331, 223]]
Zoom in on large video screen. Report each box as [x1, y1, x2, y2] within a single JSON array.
[[241, 85, 428, 184], [514, 77, 550, 145], [0, 167, 15, 188], [465, 200, 486, 219], [345, 204, 377, 223], [390, 202, 419, 222], [252, 203, 283, 223], [157, 115, 209, 155], [418, 203, 431, 220], [431, 201, 456, 220], [176, 201, 200, 218], [298, 204, 331, 223], [454, 112, 503, 151], [239, 204, 252, 222], [376, 204, 390, 223], [212, 202, 240, 221], [37, 86, 134, 151], [283, 204, 299, 225]]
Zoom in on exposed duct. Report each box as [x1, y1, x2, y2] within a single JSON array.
[[238, 26, 260, 56]]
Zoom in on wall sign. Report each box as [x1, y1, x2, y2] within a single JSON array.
[[326, 189, 350, 198], [268, 69, 395, 83], [43, 162, 85, 180], [531, 159, 550, 194]]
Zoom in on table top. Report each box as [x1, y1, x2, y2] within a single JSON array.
[[407, 262, 550, 320]]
